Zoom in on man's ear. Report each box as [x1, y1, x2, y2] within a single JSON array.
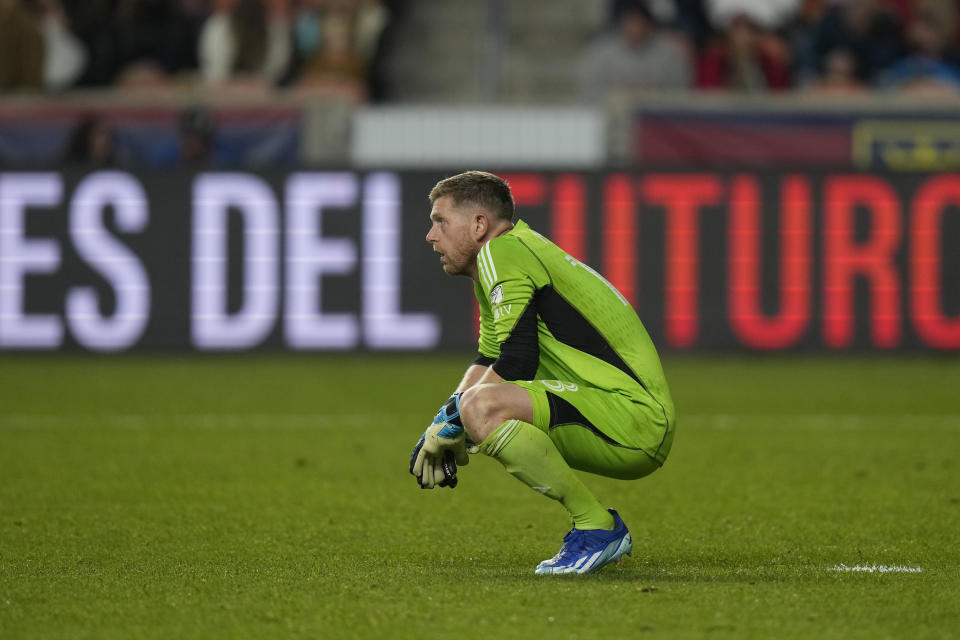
[[473, 213, 489, 238]]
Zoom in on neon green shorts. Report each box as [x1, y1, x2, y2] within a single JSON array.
[[507, 379, 673, 480]]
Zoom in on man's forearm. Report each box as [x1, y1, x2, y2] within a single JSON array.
[[454, 364, 491, 393], [474, 365, 505, 387], [454, 363, 506, 393]]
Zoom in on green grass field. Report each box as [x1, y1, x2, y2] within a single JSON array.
[[1, 354, 958, 639]]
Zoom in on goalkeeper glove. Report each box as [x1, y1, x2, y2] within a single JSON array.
[[409, 394, 470, 489], [411, 446, 460, 489]]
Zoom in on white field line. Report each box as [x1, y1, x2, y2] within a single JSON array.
[[0, 413, 421, 430], [828, 564, 924, 574]]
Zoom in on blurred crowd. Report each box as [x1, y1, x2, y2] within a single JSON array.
[[2, 0, 959, 168], [0, 0, 392, 99], [582, 0, 960, 98], [2, 0, 958, 100]]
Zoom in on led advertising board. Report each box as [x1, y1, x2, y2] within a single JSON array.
[[1, 170, 957, 352]]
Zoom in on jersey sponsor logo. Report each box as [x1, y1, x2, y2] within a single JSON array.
[[493, 304, 512, 320], [490, 284, 503, 305], [541, 380, 578, 392]]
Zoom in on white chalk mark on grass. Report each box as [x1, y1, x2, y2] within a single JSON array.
[[828, 564, 923, 574]]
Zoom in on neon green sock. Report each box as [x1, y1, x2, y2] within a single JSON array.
[[480, 419, 615, 530]]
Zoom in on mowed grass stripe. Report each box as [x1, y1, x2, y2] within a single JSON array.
[[0, 413, 421, 430], [2, 412, 959, 430], [1, 355, 959, 640]]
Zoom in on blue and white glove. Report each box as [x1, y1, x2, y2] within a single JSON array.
[[409, 394, 472, 489]]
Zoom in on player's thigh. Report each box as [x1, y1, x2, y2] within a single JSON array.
[[507, 380, 660, 480], [459, 382, 534, 442]]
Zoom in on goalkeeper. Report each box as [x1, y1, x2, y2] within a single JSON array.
[[410, 171, 675, 575]]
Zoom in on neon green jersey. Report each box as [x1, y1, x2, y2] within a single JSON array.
[[474, 220, 675, 454]]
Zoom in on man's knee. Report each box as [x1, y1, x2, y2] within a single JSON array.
[[459, 383, 534, 443], [459, 384, 497, 441]]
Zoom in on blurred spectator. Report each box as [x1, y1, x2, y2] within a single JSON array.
[[803, 47, 869, 94], [877, 5, 960, 93], [293, 0, 388, 100], [61, 1, 118, 86], [354, 0, 389, 63], [364, 0, 400, 102], [0, 0, 44, 92], [697, 14, 792, 91], [608, 0, 711, 44], [670, 0, 714, 48], [37, 0, 87, 91], [812, 0, 903, 84], [886, 0, 960, 32], [198, 0, 292, 88], [64, 113, 116, 166], [610, 0, 680, 25], [137, 105, 242, 167], [113, 0, 197, 87], [178, 105, 216, 164], [579, 0, 693, 100], [788, 0, 827, 86], [706, 0, 801, 29]]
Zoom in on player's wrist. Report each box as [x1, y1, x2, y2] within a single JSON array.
[[431, 393, 464, 430]]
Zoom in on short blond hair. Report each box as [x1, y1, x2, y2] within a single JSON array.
[[429, 171, 514, 221]]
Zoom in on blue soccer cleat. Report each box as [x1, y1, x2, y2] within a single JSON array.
[[534, 509, 632, 575]]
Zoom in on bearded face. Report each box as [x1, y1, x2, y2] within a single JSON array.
[[425, 196, 481, 278]]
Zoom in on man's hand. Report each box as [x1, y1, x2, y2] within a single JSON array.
[[409, 394, 471, 489], [409, 433, 454, 488], [410, 421, 470, 489], [411, 446, 461, 489]]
